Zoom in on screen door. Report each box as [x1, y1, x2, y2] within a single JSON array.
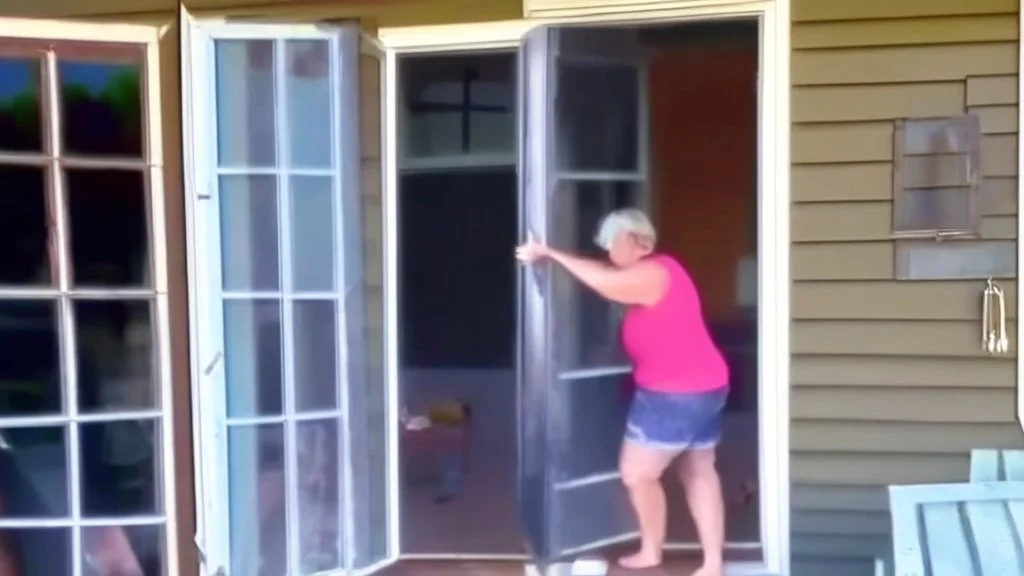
[[517, 25, 647, 561]]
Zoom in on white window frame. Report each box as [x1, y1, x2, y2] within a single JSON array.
[[181, 17, 398, 576], [378, 1, 791, 574], [0, 16, 177, 576]]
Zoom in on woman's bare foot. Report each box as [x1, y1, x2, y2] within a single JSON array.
[[617, 549, 662, 569], [691, 562, 723, 576]]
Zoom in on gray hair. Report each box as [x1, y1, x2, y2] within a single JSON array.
[[594, 208, 657, 250]]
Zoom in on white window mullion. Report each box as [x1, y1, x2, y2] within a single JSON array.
[[43, 47, 84, 576], [275, 38, 302, 576]]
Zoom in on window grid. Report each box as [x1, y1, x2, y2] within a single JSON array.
[[891, 115, 982, 239], [0, 40, 165, 576], [210, 34, 352, 575]]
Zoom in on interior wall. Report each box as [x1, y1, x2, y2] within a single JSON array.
[[650, 42, 758, 321]]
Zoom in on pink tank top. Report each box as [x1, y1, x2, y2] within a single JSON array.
[[621, 254, 729, 393]]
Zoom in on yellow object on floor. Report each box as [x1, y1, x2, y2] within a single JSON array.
[[428, 400, 468, 426]]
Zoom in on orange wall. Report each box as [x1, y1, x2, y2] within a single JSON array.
[[650, 43, 757, 320]]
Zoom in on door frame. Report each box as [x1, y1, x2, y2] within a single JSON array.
[[377, 1, 791, 574]]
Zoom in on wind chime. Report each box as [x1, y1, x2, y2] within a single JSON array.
[[982, 277, 1010, 355]]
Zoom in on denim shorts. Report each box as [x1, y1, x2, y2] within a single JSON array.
[[624, 386, 728, 451]]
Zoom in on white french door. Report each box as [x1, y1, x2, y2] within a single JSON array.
[[183, 18, 396, 576]]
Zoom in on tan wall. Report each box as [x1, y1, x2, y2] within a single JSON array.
[[790, 0, 1023, 561]]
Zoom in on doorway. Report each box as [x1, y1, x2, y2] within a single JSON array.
[[390, 18, 763, 565], [395, 52, 523, 556]]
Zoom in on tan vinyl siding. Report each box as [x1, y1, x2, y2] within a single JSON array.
[[790, 0, 1023, 565]]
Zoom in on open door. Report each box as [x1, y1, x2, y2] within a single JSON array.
[[518, 25, 647, 562], [184, 19, 396, 575]]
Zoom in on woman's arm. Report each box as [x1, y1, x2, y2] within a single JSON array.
[[546, 248, 668, 306]]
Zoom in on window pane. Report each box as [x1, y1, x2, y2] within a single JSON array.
[[216, 40, 277, 168], [0, 166, 51, 285], [406, 111, 462, 157], [901, 187, 972, 231], [220, 175, 280, 292], [551, 179, 642, 370], [286, 40, 332, 169], [296, 419, 342, 573], [402, 53, 515, 158], [901, 154, 972, 188], [289, 176, 335, 292], [553, 374, 630, 481], [0, 300, 61, 417], [66, 169, 150, 287], [229, 424, 286, 576], [82, 524, 163, 576], [58, 61, 143, 158], [0, 528, 71, 575], [75, 300, 156, 413], [0, 58, 42, 152], [0, 425, 68, 518], [556, 64, 639, 172], [80, 418, 160, 516], [293, 300, 338, 412], [224, 299, 283, 417], [902, 117, 977, 155]]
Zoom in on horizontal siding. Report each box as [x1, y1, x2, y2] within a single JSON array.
[[789, 0, 1023, 566]]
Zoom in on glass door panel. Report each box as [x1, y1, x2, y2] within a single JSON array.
[[187, 22, 394, 576], [518, 25, 647, 561]]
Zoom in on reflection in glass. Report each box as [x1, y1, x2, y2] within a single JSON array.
[[293, 300, 338, 411], [296, 419, 342, 573], [556, 64, 639, 172], [0, 528, 70, 575], [401, 54, 515, 158], [0, 166, 50, 286], [0, 58, 43, 152], [0, 301, 60, 417], [224, 299, 283, 417], [286, 40, 332, 168], [0, 426, 68, 518], [289, 176, 335, 292], [229, 424, 286, 576], [220, 175, 280, 292], [551, 374, 630, 481], [82, 524, 163, 576], [66, 169, 150, 287], [215, 40, 277, 168], [75, 300, 155, 413], [80, 419, 159, 517], [59, 61, 143, 158], [552, 180, 642, 369]]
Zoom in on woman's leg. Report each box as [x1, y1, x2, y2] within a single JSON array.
[[676, 448, 725, 576], [617, 441, 676, 568]]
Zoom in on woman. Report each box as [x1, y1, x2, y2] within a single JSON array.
[[515, 208, 728, 576]]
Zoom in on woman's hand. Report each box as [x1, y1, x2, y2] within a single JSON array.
[[515, 238, 549, 263]]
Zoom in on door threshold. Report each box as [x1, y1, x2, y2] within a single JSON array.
[[377, 559, 776, 576]]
